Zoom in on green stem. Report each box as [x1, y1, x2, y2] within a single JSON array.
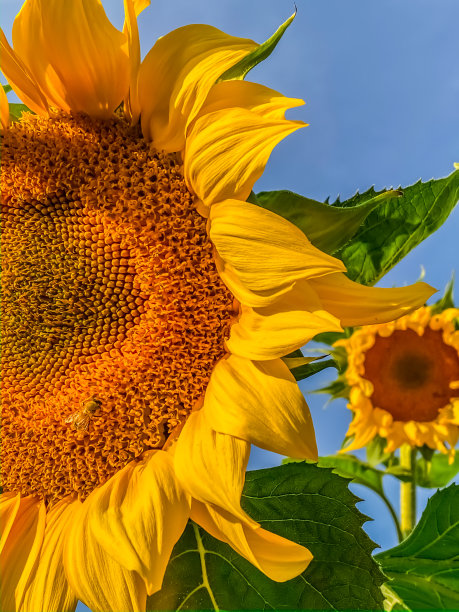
[[380, 490, 403, 543], [400, 444, 417, 539]]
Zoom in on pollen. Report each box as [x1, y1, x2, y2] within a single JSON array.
[[1, 113, 235, 504]]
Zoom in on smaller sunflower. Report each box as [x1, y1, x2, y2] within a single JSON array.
[[337, 305, 459, 456]]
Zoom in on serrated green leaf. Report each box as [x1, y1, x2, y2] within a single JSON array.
[[314, 454, 385, 496], [336, 172, 459, 285], [417, 453, 459, 488], [2, 83, 12, 94], [254, 188, 399, 255], [218, 12, 295, 82], [147, 463, 385, 611], [9, 103, 31, 122], [376, 484, 459, 611]]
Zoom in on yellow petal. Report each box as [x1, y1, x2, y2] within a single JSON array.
[[138, 24, 256, 150], [0, 493, 20, 555], [198, 79, 305, 121], [174, 410, 252, 524], [88, 451, 190, 595], [12, 0, 129, 117], [123, 0, 148, 124], [192, 500, 312, 582], [185, 107, 304, 210], [202, 355, 318, 460], [0, 29, 48, 115], [0, 495, 46, 612], [1, 84, 10, 131], [64, 488, 146, 612], [227, 280, 342, 359], [210, 199, 345, 307], [19, 497, 78, 612], [310, 273, 436, 327]]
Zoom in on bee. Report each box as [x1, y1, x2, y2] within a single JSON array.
[[64, 397, 101, 431]]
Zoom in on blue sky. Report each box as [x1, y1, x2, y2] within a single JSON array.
[[2, 0, 458, 606]]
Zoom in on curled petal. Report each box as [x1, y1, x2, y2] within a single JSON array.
[[138, 24, 256, 149], [202, 355, 318, 460], [192, 501, 312, 582], [310, 273, 436, 327], [210, 199, 345, 307]]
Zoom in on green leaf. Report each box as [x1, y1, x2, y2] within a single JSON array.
[[147, 463, 385, 611], [314, 454, 386, 497], [288, 357, 338, 381], [9, 103, 31, 122], [417, 453, 459, 488], [217, 12, 296, 82], [254, 188, 399, 255], [313, 330, 348, 345], [2, 83, 12, 94], [376, 484, 459, 611], [336, 172, 459, 285]]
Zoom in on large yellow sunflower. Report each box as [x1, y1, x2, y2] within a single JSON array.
[[0, 1, 434, 610], [337, 306, 459, 456]]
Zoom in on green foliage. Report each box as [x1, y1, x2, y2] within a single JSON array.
[[335, 172, 459, 285], [2, 83, 12, 94], [366, 435, 393, 467], [416, 453, 459, 488], [254, 189, 399, 255], [147, 463, 385, 611], [218, 12, 296, 82], [376, 485, 459, 610]]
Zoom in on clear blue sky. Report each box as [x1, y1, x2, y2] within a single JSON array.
[[2, 0, 458, 607]]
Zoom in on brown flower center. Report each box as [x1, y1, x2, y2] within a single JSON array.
[[1, 113, 234, 504], [363, 328, 459, 422]]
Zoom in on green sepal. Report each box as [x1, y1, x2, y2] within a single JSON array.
[[9, 103, 31, 122], [147, 462, 385, 611], [430, 274, 456, 314], [254, 188, 400, 255], [2, 83, 12, 94], [376, 484, 459, 611], [366, 435, 393, 467], [336, 171, 459, 285], [288, 356, 338, 381], [217, 11, 296, 82]]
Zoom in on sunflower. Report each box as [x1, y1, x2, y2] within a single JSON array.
[[337, 306, 459, 456], [0, 1, 435, 610]]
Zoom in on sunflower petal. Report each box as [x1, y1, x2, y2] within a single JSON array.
[[123, 0, 146, 124], [174, 410, 252, 524], [227, 280, 342, 359], [13, 0, 129, 117], [198, 79, 305, 120], [0, 496, 46, 612], [64, 489, 146, 612], [0, 29, 48, 115], [88, 451, 190, 596], [210, 199, 345, 306], [0, 493, 21, 554], [191, 500, 312, 582], [19, 497, 78, 612], [1, 84, 10, 130], [138, 24, 256, 149], [310, 273, 436, 327], [185, 108, 304, 210], [202, 355, 317, 459]]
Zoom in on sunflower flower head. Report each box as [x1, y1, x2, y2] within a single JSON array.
[[0, 1, 435, 610], [336, 303, 459, 458]]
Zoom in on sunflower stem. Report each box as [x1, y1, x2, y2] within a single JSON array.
[[400, 444, 417, 539]]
